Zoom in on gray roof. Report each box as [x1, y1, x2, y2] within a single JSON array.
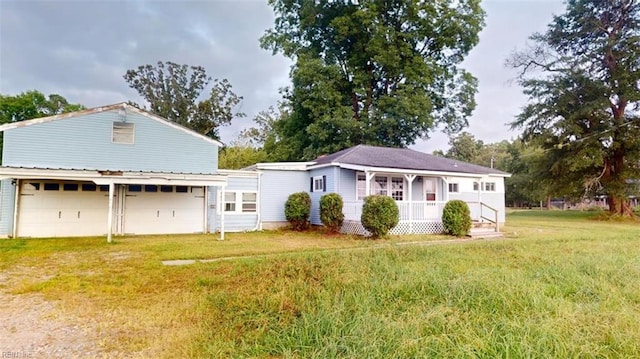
[[313, 145, 509, 175]]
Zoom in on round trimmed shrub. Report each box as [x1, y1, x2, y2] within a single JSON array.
[[320, 193, 344, 233], [361, 195, 399, 238], [442, 200, 472, 236], [285, 192, 312, 231]]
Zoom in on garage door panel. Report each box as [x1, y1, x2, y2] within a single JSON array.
[[123, 186, 204, 235], [17, 181, 109, 238]]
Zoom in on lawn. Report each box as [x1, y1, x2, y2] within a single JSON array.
[[1, 211, 639, 357]]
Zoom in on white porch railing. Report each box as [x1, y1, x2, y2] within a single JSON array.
[[343, 201, 447, 222]]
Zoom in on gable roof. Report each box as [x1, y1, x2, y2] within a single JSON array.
[[312, 144, 509, 176], [0, 102, 223, 147]]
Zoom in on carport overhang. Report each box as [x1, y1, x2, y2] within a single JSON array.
[[0, 166, 228, 242]]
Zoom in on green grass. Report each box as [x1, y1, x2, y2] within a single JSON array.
[[1, 211, 639, 357]]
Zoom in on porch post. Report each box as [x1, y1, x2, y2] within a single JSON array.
[[365, 172, 375, 196], [12, 179, 21, 239], [107, 182, 115, 243], [404, 174, 416, 234], [203, 186, 209, 233]]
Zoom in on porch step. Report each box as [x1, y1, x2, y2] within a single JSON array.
[[468, 227, 503, 239], [472, 220, 496, 229]]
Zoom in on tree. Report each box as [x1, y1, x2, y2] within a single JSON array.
[[218, 145, 268, 170], [509, 0, 640, 216], [123, 61, 244, 140], [262, 0, 485, 160], [0, 90, 84, 124]]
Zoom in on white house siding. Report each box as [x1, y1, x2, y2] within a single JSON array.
[[2, 110, 218, 173], [209, 173, 260, 232], [308, 167, 337, 225], [0, 180, 15, 236], [446, 176, 506, 223], [259, 170, 308, 227]]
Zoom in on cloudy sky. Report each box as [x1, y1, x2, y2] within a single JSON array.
[[0, 0, 566, 153]]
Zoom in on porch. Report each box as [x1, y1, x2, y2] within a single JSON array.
[[342, 200, 499, 235]]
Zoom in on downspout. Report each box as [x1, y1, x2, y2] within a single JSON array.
[[219, 185, 225, 241], [251, 172, 263, 231]]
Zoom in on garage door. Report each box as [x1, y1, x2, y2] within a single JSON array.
[[123, 185, 205, 235], [17, 181, 109, 237]]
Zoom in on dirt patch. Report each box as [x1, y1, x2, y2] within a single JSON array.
[[0, 267, 107, 358]]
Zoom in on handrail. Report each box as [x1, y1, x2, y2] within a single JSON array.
[[479, 202, 500, 233]]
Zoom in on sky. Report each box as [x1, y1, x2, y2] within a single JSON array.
[[0, 0, 567, 154]]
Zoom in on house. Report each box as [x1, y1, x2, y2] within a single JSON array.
[[248, 145, 510, 235], [0, 103, 510, 240], [0, 103, 231, 241]]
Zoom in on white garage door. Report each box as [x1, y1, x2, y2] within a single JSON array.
[[17, 181, 109, 237], [123, 185, 205, 235]]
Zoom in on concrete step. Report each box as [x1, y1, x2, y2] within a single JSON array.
[[472, 221, 496, 229], [467, 228, 504, 239]]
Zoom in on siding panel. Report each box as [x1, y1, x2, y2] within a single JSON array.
[[260, 170, 308, 222], [3, 110, 218, 173]]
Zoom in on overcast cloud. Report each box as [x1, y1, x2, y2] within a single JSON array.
[[0, 0, 566, 153]]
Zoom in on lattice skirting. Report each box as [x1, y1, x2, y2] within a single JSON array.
[[341, 220, 444, 236]]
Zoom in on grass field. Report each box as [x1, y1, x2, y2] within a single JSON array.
[[1, 211, 639, 357]]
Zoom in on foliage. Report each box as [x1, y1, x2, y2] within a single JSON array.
[[442, 200, 472, 236], [218, 145, 267, 170], [262, 0, 485, 160], [284, 192, 312, 231], [508, 0, 640, 216], [123, 61, 244, 140], [0, 90, 84, 124], [360, 195, 399, 238], [320, 193, 345, 233]]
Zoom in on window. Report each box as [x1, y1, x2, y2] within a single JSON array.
[[128, 184, 142, 192], [112, 122, 134, 144], [82, 183, 96, 191], [356, 174, 367, 200], [145, 185, 158, 192], [484, 182, 496, 192], [391, 177, 403, 200], [99, 185, 109, 192], [242, 192, 257, 212], [176, 186, 188, 193], [311, 176, 326, 192], [374, 176, 388, 196], [63, 183, 79, 191], [27, 182, 41, 191], [44, 183, 60, 191], [473, 182, 479, 191], [160, 185, 173, 193], [448, 183, 459, 193], [223, 191, 258, 213], [424, 178, 436, 201], [224, 192, 236, 212]]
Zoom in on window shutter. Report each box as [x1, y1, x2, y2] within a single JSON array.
[[322, 175, 327, 192], [310, 178, 314, 192]]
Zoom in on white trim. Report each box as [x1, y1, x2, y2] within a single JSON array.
[[338, 163, 511, 178], [253, 162, 315, 171], [0, 103, 224, 148], [0, 167, 228, 187]]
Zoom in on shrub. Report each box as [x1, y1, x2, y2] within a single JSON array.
[[361, 195, 399, 238], [285, 192, 312, 231], [442, 200, 472, 236], [320, 193, 345, 233]]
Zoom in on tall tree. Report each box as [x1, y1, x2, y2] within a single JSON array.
[[124, 61, 244, 140], [509, 0, 640, 216], [262, 0, 485, 160], [0, 90, 84, 124]]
